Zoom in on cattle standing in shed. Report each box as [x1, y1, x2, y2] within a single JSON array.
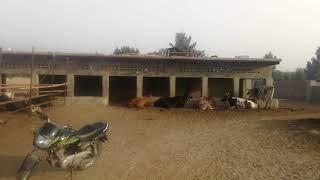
[[247, 86, 274, 109]]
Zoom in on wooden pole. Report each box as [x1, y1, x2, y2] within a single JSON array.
[[64, 83, 66, 105], [29, 47, 34, 115], [50, 52, 55, 106], [0, 47, 2, 64], [64, 58, 67, 105], [0, 47, 2, 94]]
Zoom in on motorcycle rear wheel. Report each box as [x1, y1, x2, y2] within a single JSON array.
[[77, 143, 100, 170], [78, 157, 96, 170]]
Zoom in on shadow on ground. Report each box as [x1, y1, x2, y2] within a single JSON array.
[[0, 154, 63, 179], [261, 118, 320, 144]]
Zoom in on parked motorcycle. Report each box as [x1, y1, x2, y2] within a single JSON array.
[[17, 107, 110, 180]]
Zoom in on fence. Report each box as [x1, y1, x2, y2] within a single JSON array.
[[0, 83, 67, 112]]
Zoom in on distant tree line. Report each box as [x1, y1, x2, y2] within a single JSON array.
[[270, 47, 320, 81], [273, 68, 306, 81]]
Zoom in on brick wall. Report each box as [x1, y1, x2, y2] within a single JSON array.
[[311, 86, 320, 101], [274, 80, 308, 100]]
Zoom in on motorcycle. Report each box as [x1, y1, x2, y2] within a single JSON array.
[[17, 107, 110, 180]]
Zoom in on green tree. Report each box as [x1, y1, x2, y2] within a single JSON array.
[[265, 51, 279, 78], [283, 72, 291, 80], [273, 68, 306, 81], [113, 46, 139, 55], [305, 47, 320, 80], [170, 32, 197, 51], [166, 32, 205, 57], [292, 68, 306, 80], [272, 70, 284, 81]]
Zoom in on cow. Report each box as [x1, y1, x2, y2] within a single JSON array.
[[0, 91, 18, 111], [247, 86, 274, 109], [221, 93, 258, 109], [128, 95, 154, 108], [198, 97, 215, 110], [0, 91, 14, 102], [154, 94, 192, 108], [244, 99, 258, 109]]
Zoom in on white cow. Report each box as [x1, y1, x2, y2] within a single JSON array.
[[222, 93, 258, 109], [0, 91, 15, 101], [4, 91, 14, 100]]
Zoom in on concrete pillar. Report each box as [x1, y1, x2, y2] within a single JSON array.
[[169, 76, 176, 97], [0, 74, 5, 93], [242, 79, 252, 98], [102, 74, 109, 105], [233, 77, 240, 97], [136, 75, 143, 98], [266, 77, 274, 86], [67, 74, 74, 97], [202, 76, 208, 97], [1, 74, 6, 85]]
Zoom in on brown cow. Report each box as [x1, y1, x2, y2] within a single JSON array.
[[198, 97, 215, 110], [128, 95, 154, 108]]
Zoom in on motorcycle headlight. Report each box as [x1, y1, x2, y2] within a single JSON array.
[[35, 134, 52, 149]]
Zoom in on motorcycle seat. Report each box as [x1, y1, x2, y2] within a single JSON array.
[[77, 122, 107, 142]]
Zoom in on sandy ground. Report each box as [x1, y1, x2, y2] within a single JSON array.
[[1, 101, 320, 180]]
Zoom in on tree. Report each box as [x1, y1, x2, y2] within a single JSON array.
[[265, 51, 279, 77], [264, 51, 277, 59], [170, 32, 197, 51], [272, 70, 284, 81], [292, 68, 306, 80], [113, 46, 139, 55], [282, 72, 291, 80], [305, 47, 320, 80], [272, 68, 306, 81], [165, 32, 205, 57]]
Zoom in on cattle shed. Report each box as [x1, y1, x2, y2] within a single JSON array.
[[0, 52, 280, 104]]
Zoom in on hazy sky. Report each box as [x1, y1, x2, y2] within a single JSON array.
[[1, 0, 319, 70]]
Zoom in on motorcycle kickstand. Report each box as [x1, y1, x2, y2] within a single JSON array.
[[66, 168, 74, 180]]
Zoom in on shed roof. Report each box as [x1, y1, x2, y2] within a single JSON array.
[[1, 51, 281, 65]]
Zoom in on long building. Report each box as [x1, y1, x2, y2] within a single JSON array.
[[0, 51, 280, 105]]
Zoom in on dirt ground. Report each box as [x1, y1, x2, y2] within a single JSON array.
[[1, 101, 320, 180]]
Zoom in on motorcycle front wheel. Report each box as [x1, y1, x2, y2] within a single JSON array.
[[17, 149, 47, 180], [17, 152, 40, 180]]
